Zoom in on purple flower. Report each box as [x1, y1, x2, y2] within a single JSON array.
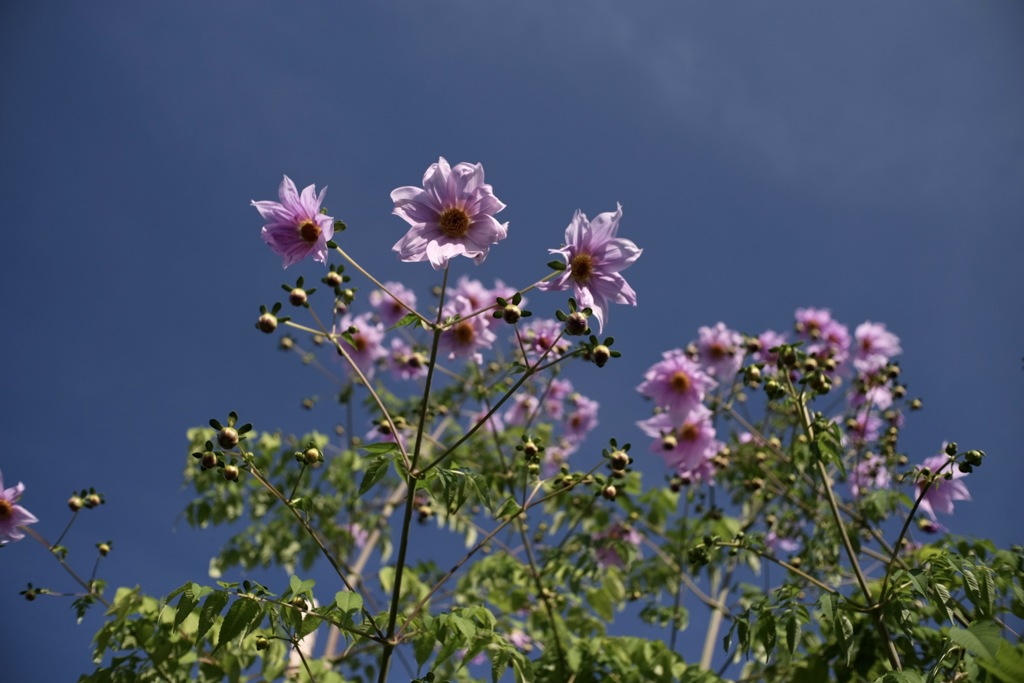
[[853, 321, 902, 375], [369, 282, 418, 327], [795, 307, 851, 368], [504, 393, 540, 427], [593, 523, 643, 569], [638, 405, 720, 477], [850, 454, 891, 497], [391, 157, 508, 270], [387, 338, 428, 381], [0, 471, 38, 545], [440, 297, 496, 364], [637, 350, 716, 418], [696, 322, 745, 380], [507, 628, 534, 652], [519, 318, 570, 361], [752, 329, 788, 373], [252, 176, 335, 268], [917, 452, 971, 521], [539, 204, 642, 332], [334, 313, 387, 380], [347, 523, 369, 549], [563, 393, 600, 442], [765, 530, 801, 555]]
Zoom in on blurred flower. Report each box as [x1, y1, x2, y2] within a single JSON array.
[[387, 338, 428, 381], [752, 330, 788, 372], [850, 454, 891, 497], [563, 393, 599, 443], [519, 318, 570, 361], [504, 393, 540, 427], [917, 452, 971, 521], [696, 322, 745, 379], [508, 628, 534, 652], [334, 312, 387, 379], [369, 282, 418, 327], [252, 175, 334, 268], [853, 321, 902, 375], [765, 530, 800, 555], [594, 523, 643, 569], [0, 471, 37, 544], [440, 297, 496, 363], [391, 157, 508, 269], [637, 350, 716, 418], [347, 523, 369, 549], [795, 307, 850, 368], [540, 204, 642, 332]]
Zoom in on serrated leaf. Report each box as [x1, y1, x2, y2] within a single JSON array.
[[948, 619, 1003, 661], [296, 613, 322, 641], [978, 641, 1024, 683], [195, 591, 229, 645], [217, 597, 261, 648], [359, 454, 391, 495], [175, 591, 200, 629], [871, 671, 925, 683]]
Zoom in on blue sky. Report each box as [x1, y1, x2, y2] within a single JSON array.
[[2, 2, 1022, 680]]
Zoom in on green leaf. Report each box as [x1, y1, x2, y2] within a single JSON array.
[[786, 614, 799, 654], [978, 641, 1024, 683], [389, 312, 420, 331], [948, 619, 1003, 661], [871, 671, 925, 683], [217, 597, 261, 648], [195, 591, 229, 645], [175, 591, 200, 629], [587, 586, 614, 622], [359, 454, 391, 495]]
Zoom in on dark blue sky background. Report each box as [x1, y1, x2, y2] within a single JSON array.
[[2, 2, 1022, 680]]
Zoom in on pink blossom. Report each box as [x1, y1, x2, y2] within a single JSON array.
[[850, 454, 891, 497], [795, 307, 850, 368], [504, 394, 540, 427], [335, 313, 387, 380], [440, 297, 496, 363], [753, 329, 787, 372], [539, 204, 642, 332], [0, 471, 38, 545], [637, 350, 716, 418], [386, 338, 428, 381], [391, 158, 508, 269], [696, 322, 745, 380], [252, 176, 335, 268], [917, 452, 971, 521], [519, 318, 570, 361], [563, 394, 599, 442], [369, 282, 418, 327], [638, 406, 720, 478]]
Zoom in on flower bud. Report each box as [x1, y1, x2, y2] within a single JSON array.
[[957, 461, 973, 474], [255, 636, 270, 651], [661, 434, 678, 451], [290, 597, 307, 610], [201, 451, 219, 470], [223, 464, 240, 482], [289, 288, 308, 307], [501, 304, 522, 324], [303, 447, 321, 465], [944, 442, 958, 456], [523, 439, 539, 458], [256, 313, 278, 334], [85, 493, 103, 508], [743, 365, 762, 386], [279, 336, 294, 351], [565, 312, 589, 336], [218, 427, 240, 449], [592, 344, 612, 368], [325, 271, 343, 288], [965, 449, 984, 466], [602, 484, 617, 501], [910, 398, 923, 410], [68, 495, 84, 512], [609, 449, 630, 471], [97, 542, 111, 556]]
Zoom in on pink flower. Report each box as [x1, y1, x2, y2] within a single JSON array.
[[563, 393, 600, 443], [850, 454, 891, 497], [252, 176, 335, 268], [440, 297, 496, 364], [765, 530, 800, 555], [638, 405, 720, 478], [540, 204, 642, 332], [917, 452, 971, 521], [519, 318, 570, 361], [334, 313, 387, 380], [504, 393, 540, 427], [637, 350, 716, 418], [853, 321, 902, 375], [696, 322, 745, 380], [0, 471, 38, 545], [387, 339, 428, 381], [391, 158, 508, 269], [369, 282, 418, 327], [795, 307, 850, 368], [752, 329, 787, 373]]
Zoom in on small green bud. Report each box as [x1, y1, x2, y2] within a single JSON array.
[[289, 288, 308, 306], [255, 636, 270, 651], [501, 304, 522, 324], [223, 465, 240, 482], [67, 496, 84, 512], [303, 447, 321, 465], [97, 542, 111, 557], [592, 344, 612, 368], [602, 484, 617, 501], [944, 442, 958, 456], [201, 451, 219, 470]]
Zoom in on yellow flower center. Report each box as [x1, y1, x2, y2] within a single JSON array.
[[0, 499, 12, 520], [670, 370, 692, 393], [298, 219, 322, 244], [708, 343, 727, 360], [439, 207, 471, 238], [570, 252, 594, 284], [352, 335, 367, 352]]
